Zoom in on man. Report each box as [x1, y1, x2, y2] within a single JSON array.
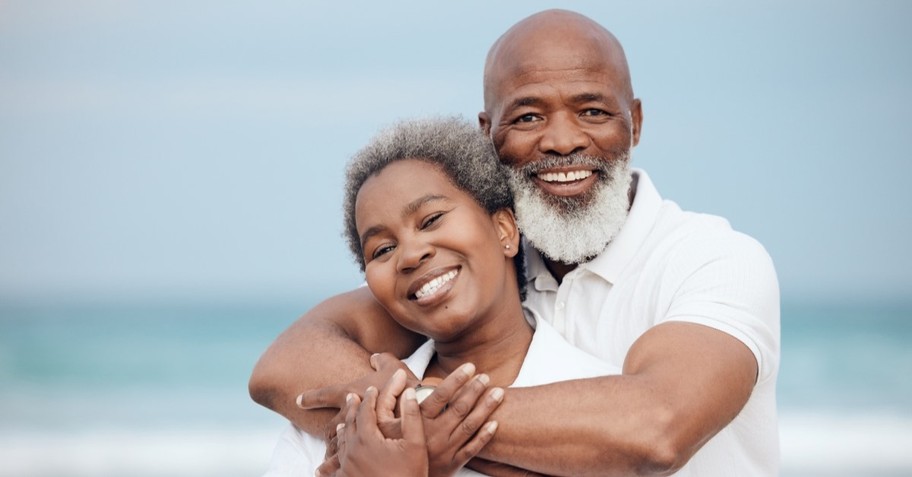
[[251, 9, 780, 476]]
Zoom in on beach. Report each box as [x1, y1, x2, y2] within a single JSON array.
[[1, 300, 910, 476]]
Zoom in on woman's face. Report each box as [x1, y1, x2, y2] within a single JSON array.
[[355, 159, 519, 342]]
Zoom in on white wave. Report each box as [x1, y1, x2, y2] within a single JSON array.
[[3, 412, 912, 477], [0, 427, 283, 477], [780, 411, 912, 476]]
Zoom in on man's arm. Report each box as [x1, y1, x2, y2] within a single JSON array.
[[478, 322, 758, 477], [248, 287, 425, 435]]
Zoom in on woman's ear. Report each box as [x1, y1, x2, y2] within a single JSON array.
[[492, 208, 520, 258]]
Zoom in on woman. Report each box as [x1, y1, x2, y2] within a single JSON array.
[[265, 117, 616, 477]]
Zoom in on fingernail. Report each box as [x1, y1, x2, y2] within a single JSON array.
[[366, 386, 377, 394], [403, 387, 416, 400], [491, 387, 504, 401], [295, 393, 305, 409], [393, 368, 405, 379], [336, 423, 345, 432], [486, 420, 498, 433], [476, 373, 490, 385], [460, 362, 475, 376], [346, 393, 355, 403], [370, 353, 380, 368]]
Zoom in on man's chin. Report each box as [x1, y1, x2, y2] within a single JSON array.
[[532, 238, 608, 266], [539, 191, 597, 215]]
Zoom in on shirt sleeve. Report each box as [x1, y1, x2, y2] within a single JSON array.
[[659, 228, 781, 384]]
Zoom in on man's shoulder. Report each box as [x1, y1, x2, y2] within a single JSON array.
[[627, 169, 770, 262], [651, 200, 771, 264]]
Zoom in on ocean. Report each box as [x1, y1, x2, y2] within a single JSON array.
[[1, 299, 910, 476]]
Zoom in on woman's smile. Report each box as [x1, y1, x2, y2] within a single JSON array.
[[409, 267, 460, 303]]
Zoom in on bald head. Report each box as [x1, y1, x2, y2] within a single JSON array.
[[483, 10, 634, 114]]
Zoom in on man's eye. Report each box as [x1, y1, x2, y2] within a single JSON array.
[[372, 244, 395, 259], [421, 212, 444, 229], [582, 108, 608, 117], [515, 114, 539, 123]]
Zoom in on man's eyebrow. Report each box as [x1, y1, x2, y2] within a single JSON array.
[[571, 92, 608, 104], [359, 194, 449, 246], [507, 96, 544, 111], [506, 93, 611, 112]]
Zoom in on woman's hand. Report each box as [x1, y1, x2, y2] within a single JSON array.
[[334, 383, 429, 477]]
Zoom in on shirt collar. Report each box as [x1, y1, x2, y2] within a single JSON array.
[[524, 235, 559, 292], [524, 168, 663, 287]]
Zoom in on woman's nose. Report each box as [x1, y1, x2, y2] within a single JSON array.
[[396, 238, 434, 274]]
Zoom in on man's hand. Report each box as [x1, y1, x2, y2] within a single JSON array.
[[249, 287, 424, 437], [297, 352, 418, 411], [295, 352, 417, 446], [419, 363, 504, 477]]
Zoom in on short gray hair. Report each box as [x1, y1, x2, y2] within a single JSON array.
[[342, 116, 526, 298]]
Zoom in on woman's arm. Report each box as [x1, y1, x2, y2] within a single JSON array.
[[248, 286, 425, 436]]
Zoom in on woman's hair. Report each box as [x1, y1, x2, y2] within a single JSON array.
[[342, 116, 526, 299]]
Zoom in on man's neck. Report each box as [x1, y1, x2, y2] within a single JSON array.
[[544, 259, 578, 284]]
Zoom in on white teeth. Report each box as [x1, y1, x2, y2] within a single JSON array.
[[415, 270, 458, 299], [538, 170, 593, 183]]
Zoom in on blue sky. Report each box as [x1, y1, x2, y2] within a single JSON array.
[[1, 1, 910, 304]]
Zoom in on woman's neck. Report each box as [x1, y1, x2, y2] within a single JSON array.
[[424, 304, 533, 388]]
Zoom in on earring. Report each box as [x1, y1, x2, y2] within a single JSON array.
[[505, 244, 511, 250]]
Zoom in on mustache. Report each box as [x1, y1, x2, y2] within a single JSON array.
[[516, 153, 612, 177]]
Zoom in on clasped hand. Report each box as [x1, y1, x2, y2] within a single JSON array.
[[298, 353, 504, 477]]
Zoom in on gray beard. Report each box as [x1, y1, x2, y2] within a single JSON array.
[[507, 154, 632, 265]]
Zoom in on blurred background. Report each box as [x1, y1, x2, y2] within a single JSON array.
[[1, 1, 910, 476]]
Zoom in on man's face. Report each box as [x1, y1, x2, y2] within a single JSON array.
[[479, 40, 642, 264]]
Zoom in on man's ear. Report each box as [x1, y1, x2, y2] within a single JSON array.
[[630, 98, 643, 147], [492, 208, 520, 257], [478, 112, 492, 137]]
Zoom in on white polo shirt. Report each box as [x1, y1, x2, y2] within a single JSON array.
[[523, 168, 780, 476]]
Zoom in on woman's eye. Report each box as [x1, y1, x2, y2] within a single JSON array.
[[421, 212, 444, 230], [371, 244, 395, 259]]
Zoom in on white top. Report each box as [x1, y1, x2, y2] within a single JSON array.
[[264, 316, 619, 476], [523, 169, 781, 476]]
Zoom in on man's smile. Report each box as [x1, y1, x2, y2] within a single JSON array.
[[531, 167, 599, 197]]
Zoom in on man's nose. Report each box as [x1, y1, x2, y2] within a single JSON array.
[[539, 113, 590, 156], [396, 238, 434, 274]]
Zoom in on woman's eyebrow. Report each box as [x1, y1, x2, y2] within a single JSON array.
[[403, 194, 448, 217], [359, 194, 450, 246]]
